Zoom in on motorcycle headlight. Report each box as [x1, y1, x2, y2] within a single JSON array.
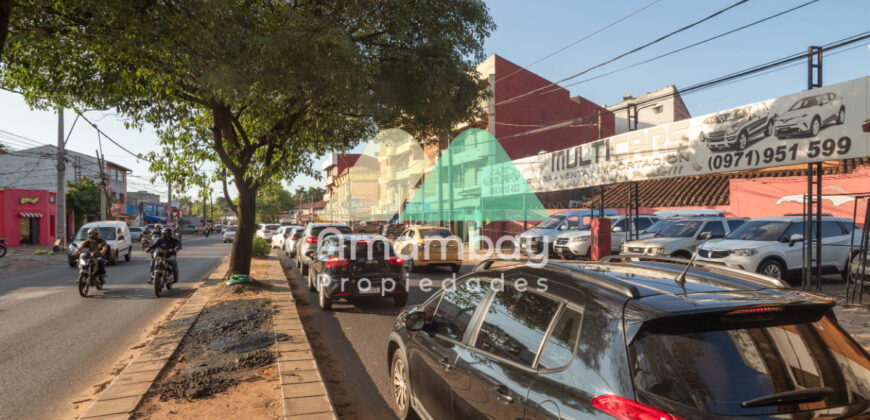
[[732, 249, 757, 257]]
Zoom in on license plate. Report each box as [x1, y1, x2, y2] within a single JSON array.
[[363, 286, 381, 295]]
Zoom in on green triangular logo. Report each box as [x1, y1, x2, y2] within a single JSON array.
[[399, 128, 549, 223]]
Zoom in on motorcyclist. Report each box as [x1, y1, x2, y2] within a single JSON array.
[[147, 228, 181, 284], [73, 228, 108, 278]]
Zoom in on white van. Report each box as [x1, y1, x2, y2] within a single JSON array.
[[68, 221, 134, 267]]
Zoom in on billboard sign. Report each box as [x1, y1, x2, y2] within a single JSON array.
[[515, 76, 870, 192]]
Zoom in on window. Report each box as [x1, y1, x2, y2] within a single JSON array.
[[611, 218, 626, 231], [821, 221, 845, 238], [473, 288, 561, 366], [782, 221, 813, 241], [635, 217, 655, 231], [701, 221, 725, 238], [537, 307, 582, 369], [727, 219, 746, 232], [561, 215, 580, 231], [837, 221, 859, 235], [433, 280, 490, 341]]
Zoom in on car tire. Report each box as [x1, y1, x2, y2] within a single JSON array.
[[319, 281, 332, 310], [308, 267, 316, 292], [837, 107, 846, 124], [757, 259, 785, 280], [671, 251, 691, 260], [109, 249, 118, 266], [735, 131, 749, 150], [390, 348, 417, 420], [124, 247, 131, 262], [765, 119, 775, 137], [810, 116, 821, 137], [405, 259, 415, 273]]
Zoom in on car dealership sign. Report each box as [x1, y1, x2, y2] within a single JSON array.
[[515, 76, 870, 192]]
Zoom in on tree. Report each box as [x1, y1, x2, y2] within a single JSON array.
[[0, 0, 10, 59], [256, 182, 293, 223], [66, 177, 100, 231], [3, 0, 494, 275]]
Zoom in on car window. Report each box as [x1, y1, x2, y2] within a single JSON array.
[[727, 219, 746, 232], [419, 229, 452, 238], [433, 280, 491, 342], [726, 220, 789, 241], [75, 227, 117, 241], [646, 219, 670, 234], [629, 316, 870, 417], [536, 215, 565, 230], [837, 221, 859, 235], [227, 226, 236, 232], [473, 288, 561, 367], [611, 218, 626, 231], [659, 221, 702, 238], [701, 221, 726, 238], [311, 225, 353, 237], [635, 217, 655, 231], [265, 224, 280, 230], [343, 238, 395, 259], [821, 221, 845, 238], [537, 307, 582, 369], [561, 215, 580, 231], [782, 221, 818, 241]]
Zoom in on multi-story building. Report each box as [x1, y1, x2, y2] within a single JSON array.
[[603, 85, 692, 134]]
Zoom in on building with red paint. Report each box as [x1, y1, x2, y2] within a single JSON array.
[[0, 188, 63, 247]]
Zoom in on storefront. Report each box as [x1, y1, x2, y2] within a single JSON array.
[[0, 188, 60, 247]]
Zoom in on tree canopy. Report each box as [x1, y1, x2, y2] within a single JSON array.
[[2, 0, 494, 274]]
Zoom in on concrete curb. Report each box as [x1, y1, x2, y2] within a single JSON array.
[[267, 255, 337, 420], [77, 258, 228, 420]]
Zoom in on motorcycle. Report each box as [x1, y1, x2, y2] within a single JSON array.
[[140, 233, 152, 251], [152, 249, 174, 297], [204, 228, 210, 238], [0, 238, 7, 258], [77, 250, 104, 297]]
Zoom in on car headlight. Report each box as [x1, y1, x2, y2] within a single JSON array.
[[732, 249, 757, 257], [647, 247, 665, 256], [726, 125, 738, 134], [570, 236, 590, 243]]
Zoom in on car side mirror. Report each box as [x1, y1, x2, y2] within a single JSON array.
[[612, 226, 623, 233], [789, 233, 803, 246], [404, 311, 428, 331], [699, 232, 712, 240]]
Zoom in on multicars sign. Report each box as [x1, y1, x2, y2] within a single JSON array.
[[515, 76, 870, 192]]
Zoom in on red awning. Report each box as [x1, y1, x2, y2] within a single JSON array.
[[19, 212, 43, 218]]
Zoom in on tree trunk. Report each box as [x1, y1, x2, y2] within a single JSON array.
[[228, 180, 257, 275]]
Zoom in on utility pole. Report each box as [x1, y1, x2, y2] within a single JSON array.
[[56, 108, 66, 245], [167, 159, 173, 226], [96, 150, 108, 220]]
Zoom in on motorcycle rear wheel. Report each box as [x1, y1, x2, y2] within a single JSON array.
[[154, 272, 164, 297], [0, 244, 6, 257], [78, 272, 89, 297]]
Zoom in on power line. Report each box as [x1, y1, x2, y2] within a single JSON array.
[[495, 0, 750, 107]]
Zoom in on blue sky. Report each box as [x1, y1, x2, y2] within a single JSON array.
[[1, 0, 869, 199]]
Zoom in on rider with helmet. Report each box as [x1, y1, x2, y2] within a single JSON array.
[[73, 228, 108, 277], [147, 227, 181, 284]]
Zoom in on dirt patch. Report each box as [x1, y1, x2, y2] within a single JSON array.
[[134, 279, 282, 419]]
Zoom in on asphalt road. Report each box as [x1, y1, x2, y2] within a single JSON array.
[[277, 253, 463, 420], [0, 236, 228, 420]]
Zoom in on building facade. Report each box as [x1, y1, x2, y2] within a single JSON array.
[[0, 188, 61, 247]]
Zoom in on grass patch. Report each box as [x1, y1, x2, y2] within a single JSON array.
[[33, 250, 49, 255]]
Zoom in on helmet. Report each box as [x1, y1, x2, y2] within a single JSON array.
[[162, 228, 172, 240], [88, 228, 99, 239]]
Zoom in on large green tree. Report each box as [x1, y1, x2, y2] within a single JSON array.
[[66, 177, 100, 231], [3, 0, 494, 274], [256, 182, 293, 223]]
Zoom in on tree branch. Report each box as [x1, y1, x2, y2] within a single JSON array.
[[221, 168, 239, 217]]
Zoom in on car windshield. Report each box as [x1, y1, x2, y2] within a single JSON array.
[[726, 220, 790, 241], [629, 315, 870, 416], [311, 225, 353, 237], [789, 95, 820, 111], [419, 229, 453, 238], [341, 239, 395, 259], [645, 219, 670, 234], [657, 221, 702, 238], [75, 227, 117, 241], [535, 215, 565, 229], [226, 226, 236, 232], [264, 224, 280, 230]]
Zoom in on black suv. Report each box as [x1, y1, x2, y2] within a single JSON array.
[[387, 257, 870, 419], [308, 234, 407, 310]]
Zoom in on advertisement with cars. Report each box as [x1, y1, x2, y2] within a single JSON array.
[[515, 76, 870, 192]]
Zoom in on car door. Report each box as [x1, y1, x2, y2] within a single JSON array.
[[821, 221, 850, 272], [780, 221, 809, 270], [452, 282, 562, 420], [610, 218, 627, 252], [409, 279, 490, 420], [819, 93, 834, 124]]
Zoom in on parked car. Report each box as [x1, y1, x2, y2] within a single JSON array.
[[621, 217, 747, 259], [180, 224, 198, 234], [639, 210, 727, 239], [283, 227, 303, 257], [271, 226, 288, 249], [393, 225, 461, 272], [212, 224, 224, 233], [697, 216, 861, 280], [128, 227, 143, 241], [255, 223, 281, 241], [553, 215, 659, 259], [308, 234, 406, 310], [700, 102, 775, 151], [222, 225, 237, 243], [68, 221, 133, 267], [295, 223, 353, 274], [387, 257, 870, 419], [518, 209, 618, 256], [775, 92, 845, 138]]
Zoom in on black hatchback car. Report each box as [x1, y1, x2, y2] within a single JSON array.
[[308, 234, 407, 310], [387, 256, 870, 419]]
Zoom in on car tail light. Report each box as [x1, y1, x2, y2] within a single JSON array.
[[726, 306, 783, 315], [592, 395, 683, 420], [283, 233, 289, 238], [305, 236, 318, 243], [262, 229, 268, 233], [325, 256, 348, 268], [388, 256, 404, 265]]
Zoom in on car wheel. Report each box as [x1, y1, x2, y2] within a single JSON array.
[[765, 119, 775, 137], [390, 348, 417, 419], [837, 107, 846, 124], [124, 247, 131, 262], [671, 251, 691, 259], [319, 281, 332, 310], [68, 256, 76, 268], [450, 264, 461, 273], [109, 250, 118, 266], [308, 267, 316, 292], [757, 259, 785, 280], [404, 258, 415, 273], [735, 131, 749, 150], [810, 116, 821, 137]]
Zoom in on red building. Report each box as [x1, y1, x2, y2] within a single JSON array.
[[0, 188, 65, 247]]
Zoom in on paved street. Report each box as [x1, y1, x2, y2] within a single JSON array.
[[0, 237, 228, 420], [277, 253, 463, 419]]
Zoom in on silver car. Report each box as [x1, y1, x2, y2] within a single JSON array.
[[775, 92, 845, 138], [621, 217, 747, 259], [222, 225, 237, 243]]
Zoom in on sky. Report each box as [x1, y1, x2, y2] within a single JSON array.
[[1, 0, 869, 200]]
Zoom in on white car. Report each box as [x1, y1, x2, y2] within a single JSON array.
[[282, 226, 303, 257], [621, 217, 747, 259], [256, 223, 280, 241], [271, 226, 289, 249], [68, 221, 134, 267], [553, 215, 658, 259], [774, 92, 845, 139], [697, 217, 861, 280], [222, 225, 237, 243]]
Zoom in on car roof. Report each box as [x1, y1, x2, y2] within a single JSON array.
[[746, 216, 853, 223], [334, 234, 389, 241], [552, 209, 618, 216], [82, 221, 127, 228], [309, 222, 349, 227]]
